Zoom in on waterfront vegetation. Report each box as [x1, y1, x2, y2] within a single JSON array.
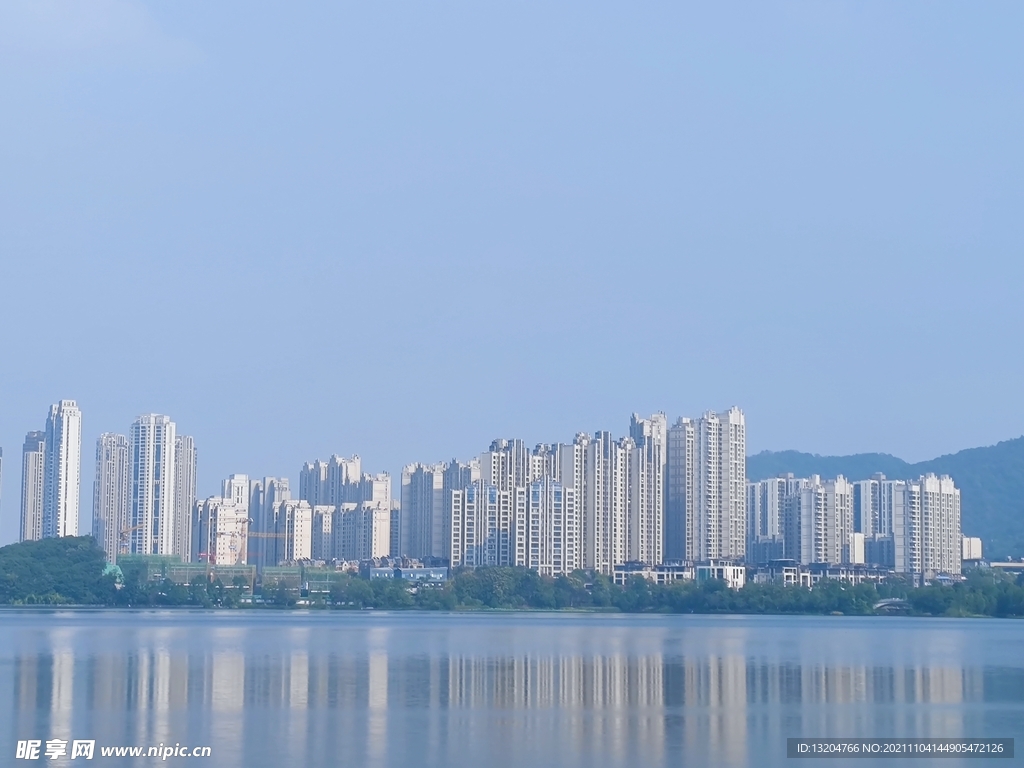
[[2, 536, 1024, 617]]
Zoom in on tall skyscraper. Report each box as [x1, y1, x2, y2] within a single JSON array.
[[398, 459, 479, 560], [628, 413, 666, 566], [20, 431, 46, 542], [299, 459, 329, 506], [300, 455, 363, 506], [274, 499, 313, 562], [92, 433, 130, 563], [193, 495, 249, 565], [852, 474, 886, 536], [885, 473, 961, 577], [129, 414, 177, 555], [327, 455, 361, 503], [527, 477, 579, 576], [665, 418, 694, 561], [666, 407, 746, 562], [173, 436, 197, 561], [248, 476, 290, 569], [330, 502, 391, 561], [43, 400, 82, 538], [582, 431, 629, 574], [400, 462, 446, 559], [782, 475, 854, 565], [449, 481, 525, 568], [746, 474, 807, 563], [919, 474, 961, 575]]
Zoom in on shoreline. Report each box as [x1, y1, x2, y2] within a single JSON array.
[[0, 604, 1013, 619]]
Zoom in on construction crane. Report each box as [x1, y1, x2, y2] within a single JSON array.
[[119, 524, 144, 554], [245, 525, 288, 570]]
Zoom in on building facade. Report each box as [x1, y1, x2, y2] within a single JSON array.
[[42, 400, 82, 538], [92, 433, 130, 563], [628, 413, 666, 567], [129, 414, 177, 555], [193, 496, 249, 565], [666, 407, 746, 563], [527, 477, 580, 576], [173, 436, 197, 561], [20, 431, 46, 542], [783, 475, 854, 565]]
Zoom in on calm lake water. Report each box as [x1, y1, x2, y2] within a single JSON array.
[[0, 610, 1021, 767]]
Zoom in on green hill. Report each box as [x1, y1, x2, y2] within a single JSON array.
[[747, 437, 1024, 559]]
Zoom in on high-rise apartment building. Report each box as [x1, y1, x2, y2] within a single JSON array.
[[449, 481, 526, 568], [884, 474, 961, 577], [327, 455, 362, 504], [331, 503, 391, 561], [746, 474, 806, 563], [299, 455, 363, 507], [445, 414, 672, 575], [92, 433, 130, 563], [43, 400, 82, 538], [628, 413, 666, 566], [919, 474, 961, 575], [273, 499, 312, 562], [400, 462, 446, 559], [129, 414, 177, 555], [312, 505, 334, 561], [193, 496, 249, 565], [399, 459, 479, 560], [480, 439, 532, 492], [248, 477, 291, 569], [173, 436, 197, 561], [20, 431, 46, 542], [747, 471, 960, 574], [665, 419, 694, 562], [527, 477, 579, 576], [782, 475, 854, 565], [852, 474, 886, 535], [581, 431, 629, 574], [222, 474, 251, 514], [666, 407, 746, 562], [294, 455, 391, 564]]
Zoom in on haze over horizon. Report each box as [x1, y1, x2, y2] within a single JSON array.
[[2, 2, 1022, 544]]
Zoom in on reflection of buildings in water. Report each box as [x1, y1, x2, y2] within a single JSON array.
[[742, 660, 975, 706], [746, 660, 978, 743], [290, 651, 309, 709], [664, 655, 748, 767], [0, 629, 1004, 768], [443, 653, 667, 767], [212, 652, 246, 712], [51, 643, 75, 742], [286, 651, 309, 768], [368, 651, 388, 768], [15, 655, 39, 709], [445, 653, 665, 709]]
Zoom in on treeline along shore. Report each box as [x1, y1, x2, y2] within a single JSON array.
[[2, 537, 1024, 617]]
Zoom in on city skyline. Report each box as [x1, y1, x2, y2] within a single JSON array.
[[7, 398, 964, 580], [0, 397, 983, 561]]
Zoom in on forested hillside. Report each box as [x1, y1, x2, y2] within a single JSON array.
[[748, 437, 1024, 558]]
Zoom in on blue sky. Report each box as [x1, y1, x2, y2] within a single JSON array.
[[1, 2, 1022, 543]]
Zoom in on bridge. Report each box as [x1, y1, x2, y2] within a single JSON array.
[[873, 598, 910, 612]]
